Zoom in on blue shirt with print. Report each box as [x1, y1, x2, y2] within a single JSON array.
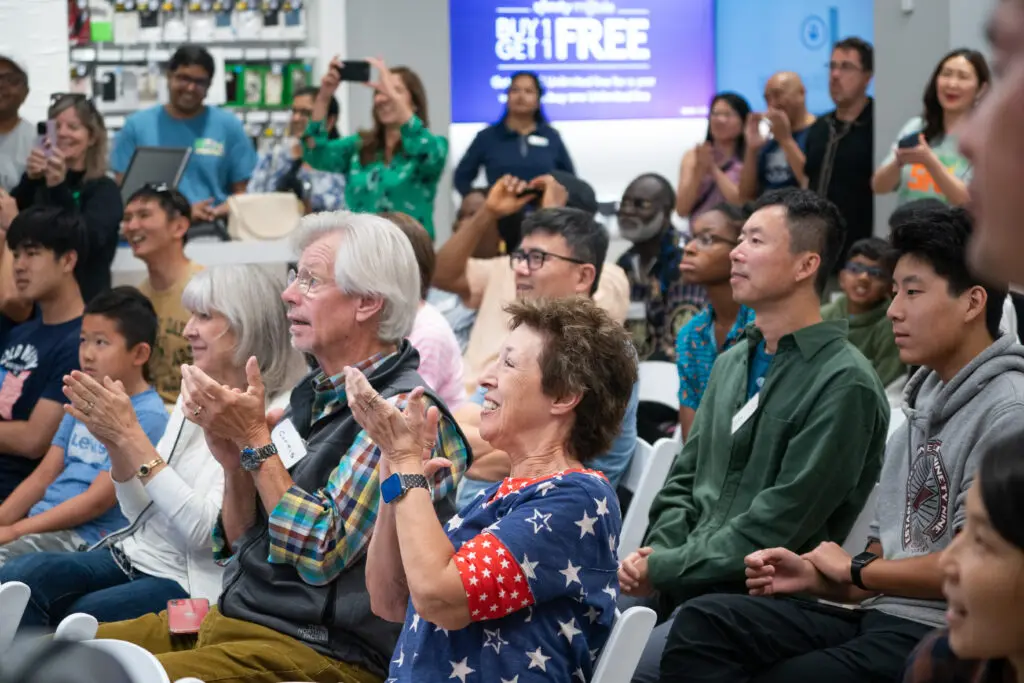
[[29, 387, 169, 545], [747, 340, 774, 400], [111, 105, 258, 206], [756, 126, 812, 193], [676, 304, 756, 411]]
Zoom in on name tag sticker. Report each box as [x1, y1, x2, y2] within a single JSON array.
[[627, 301, 647, 320], [272, 418, 308, 469], [731, 394, 760, 435], [527, 135, 549, 147]]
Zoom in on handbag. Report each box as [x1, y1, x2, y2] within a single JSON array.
[[226, 192, 303, 241]]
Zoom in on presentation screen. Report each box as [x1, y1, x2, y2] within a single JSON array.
[[715, 0, 874, 115], [449, 0, 716, 124]]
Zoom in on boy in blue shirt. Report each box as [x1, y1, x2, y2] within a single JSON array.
[[0, 287, 168, 563], [111, 45, 257, 223]]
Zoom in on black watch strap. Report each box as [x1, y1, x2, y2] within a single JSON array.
[[850, 551, 879, 590]]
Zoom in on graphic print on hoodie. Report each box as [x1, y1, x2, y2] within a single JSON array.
[[865, 333, 1024, 628]]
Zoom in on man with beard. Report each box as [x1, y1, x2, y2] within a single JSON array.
[[111, 45, 257, 224], [616, 174, 706, 361]]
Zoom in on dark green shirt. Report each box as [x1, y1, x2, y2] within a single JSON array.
[[821, 294, 906, 387], [646, 319, 889, 603]]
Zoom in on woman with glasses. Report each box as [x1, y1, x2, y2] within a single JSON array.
[[675, 203, 755, 438], [305, 57, 447, 239], [9, 93, 120, 302], [452, 71, 574, 197], [872, 49, 990, 207], [247, 87, 346, 213], [675, 92, 750, 222], [0, 264, 306, 630]]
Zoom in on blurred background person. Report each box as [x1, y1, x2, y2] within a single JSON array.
[[0, 53, 35, 191], [247, 86, 346, 213], [453, 71, 574, 196], [11, 94, 120, 302], [675, 92, 749, 221], [305, 57, 447, 238], [873, 48, 990, 207]]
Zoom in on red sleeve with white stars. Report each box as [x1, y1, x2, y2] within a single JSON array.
[[453, 533, 535, 622]]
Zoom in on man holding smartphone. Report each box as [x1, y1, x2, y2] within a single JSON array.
[[0, 54, 35, 192]]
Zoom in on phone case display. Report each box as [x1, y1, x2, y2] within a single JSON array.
[[69, 0, 93, 46]]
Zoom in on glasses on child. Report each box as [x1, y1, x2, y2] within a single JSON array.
[[844, 261, 888, 280], [689, 233, 739, 250]]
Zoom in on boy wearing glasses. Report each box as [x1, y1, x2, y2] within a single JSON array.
[[121, 185, 202, 405], [822, 237, 905, 386], [110, 45, 257, 224]]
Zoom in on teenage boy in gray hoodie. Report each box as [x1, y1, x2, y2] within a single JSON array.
[[654, 202, 1024, 683]]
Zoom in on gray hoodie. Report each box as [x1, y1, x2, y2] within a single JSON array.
[[864, 334, 1024, 627]]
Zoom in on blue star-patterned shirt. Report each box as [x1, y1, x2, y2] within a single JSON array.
[[388, 469, 622, 683]]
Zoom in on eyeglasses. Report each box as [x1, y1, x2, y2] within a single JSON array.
[[287, 267, 327, 296], [827, 60, 864, 74], [689, 233, 739, 250], [509, 248, 587, 272], [844, 261, 888, 280], [171, 72, 211, 90]]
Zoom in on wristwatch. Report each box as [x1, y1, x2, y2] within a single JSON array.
[[240, 443, 279, 472], [136, 456, 164, 479], [850, 551, 880, 590], [380, 472, 429, 504]]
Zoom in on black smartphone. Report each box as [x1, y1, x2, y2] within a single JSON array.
[[333, 61, 371, 83], [897, 132, 921, 149], [516, 187, 542, 200]]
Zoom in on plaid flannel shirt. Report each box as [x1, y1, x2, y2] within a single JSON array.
[[212, 352, 469, 586]]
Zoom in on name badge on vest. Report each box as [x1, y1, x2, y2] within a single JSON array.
[[731, 394, 760, 435], [627, 301, 647, 321], [527, 135, 549, 147], [272, 418, 308, 469]]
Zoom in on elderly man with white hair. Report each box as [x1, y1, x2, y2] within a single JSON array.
[[95, 212, 471, 683]]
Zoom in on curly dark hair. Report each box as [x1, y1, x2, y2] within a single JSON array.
[[505, 297, 638, 461]]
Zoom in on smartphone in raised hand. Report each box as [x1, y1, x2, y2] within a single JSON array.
[[36, 120, 56, 157], [332, 60, 371, 83]]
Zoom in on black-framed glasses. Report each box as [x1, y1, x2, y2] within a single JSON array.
[[827, 60, 864, 74], [287, 267, 327, 296], [844, 261, 888, 280], [689, 233, 739, 250], [509, 248, 587, 272]]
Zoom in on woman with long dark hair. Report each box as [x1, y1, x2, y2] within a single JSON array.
[[675, 92, 749, 221], [304, 57, 448, 238], [872, 48, 990, 207], [453, 71, 574, 196], [903, 428, 1024, 682]]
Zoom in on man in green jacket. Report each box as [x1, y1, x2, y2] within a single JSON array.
[[618, 188, 890, 682]]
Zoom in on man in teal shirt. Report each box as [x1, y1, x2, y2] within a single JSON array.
[[618, 189, 890, 682]]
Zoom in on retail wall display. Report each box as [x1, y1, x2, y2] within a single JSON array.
[[449, 0, 716, 123], [715, 0, 875, 114]]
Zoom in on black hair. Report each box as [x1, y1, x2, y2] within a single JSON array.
[[706, 92, 751, 159], [848, 237, 897, 276], [888, 203, 1005, 340], [168, 44, 215, 79], [6, 205, 83, 257], [85, 286, 158, 382], [521, 207, 609, 296], [125, 186, 192, 245], [707, 202, 752, 238], [833, 36, 874, 72], [752, 188, 846, 295], [499, 71, 547, 124], [294, 85, 340, 140], [921, 48, 991, 143], [979, 425, 1024, 551], [888, 197, 946, 229]]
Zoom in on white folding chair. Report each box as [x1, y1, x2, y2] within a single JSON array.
[[0, 580, 31, 653], [83, 639, 171, 683], [54, 612, 99, 642], [619, 437, 679, 560], [591, 606, 657, 683], [638, 361, 680, 411]]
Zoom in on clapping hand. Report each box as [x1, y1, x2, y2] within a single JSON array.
[[63, 371, 140, 448], [181, 357, 269, 447], [745, 113, 767, 150], [484, 175, 535, 218], [765, 108, 792, 140]]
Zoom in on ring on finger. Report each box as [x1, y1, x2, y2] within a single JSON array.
[[192, 406, 203, 417]]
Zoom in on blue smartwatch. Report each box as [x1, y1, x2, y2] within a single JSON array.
[[380, 472, 429, 503]]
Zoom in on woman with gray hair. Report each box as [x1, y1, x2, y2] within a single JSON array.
[[0, 264, 305, 630]]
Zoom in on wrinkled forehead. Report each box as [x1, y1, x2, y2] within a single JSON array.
[[299, 232, 343, 273]]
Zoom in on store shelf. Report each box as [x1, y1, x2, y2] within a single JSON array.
[[70, 45, 313, 63]]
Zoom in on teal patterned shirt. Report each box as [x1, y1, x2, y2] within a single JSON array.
[[302, 115, 448, 238]]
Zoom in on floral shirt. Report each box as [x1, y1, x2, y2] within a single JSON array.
[[303, 115, 448, 238], [247, 141, 347, 212], [675, 304, 756, 410]]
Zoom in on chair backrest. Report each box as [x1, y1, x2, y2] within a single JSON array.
[[591, 606, 657, 683], [619, 437, 679, 560], [83, 640, 171, 683], [54, 612, 99, 642], [0, 581, 31, 654], [638, 360, 680, 411]]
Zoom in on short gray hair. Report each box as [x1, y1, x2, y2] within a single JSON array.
[[181, 265, 306, 395], [293, 211, 420, 343]]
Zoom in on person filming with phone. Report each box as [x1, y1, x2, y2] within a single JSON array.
[[871, 49, 990, 207], [304, 57, 448, 238], [9, 94, 121, 303]]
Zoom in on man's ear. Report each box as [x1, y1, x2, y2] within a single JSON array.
[[61, 249, 78, 273], [354, 295, 386, 324], [963, 285, 989, 326], [170, 215, 190, 242], [794, 252, 821, 288], [576, 263, 597, 295]]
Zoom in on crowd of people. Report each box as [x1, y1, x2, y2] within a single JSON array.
[[1, 2, 1024, 681]]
